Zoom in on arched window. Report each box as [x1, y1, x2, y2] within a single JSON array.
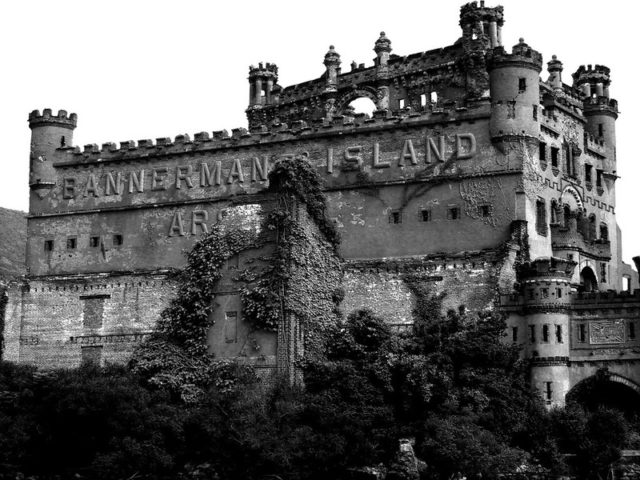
[[563, 205, 571, 228], [348, 97, 376, 116], [550, 200, 558, 224], [588, 214, 597, 240], [580, 266, 598, 293]]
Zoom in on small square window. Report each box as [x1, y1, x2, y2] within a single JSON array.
[[447, 207, 460, 220], [113, 234, 123, 247], [44, 240, 54, 252], [479, 205, 491, 217], [421, 209, 432, 222], [389, 211, 402, 224], [89, 236, 100, 248], [66, 238, 77, 250]]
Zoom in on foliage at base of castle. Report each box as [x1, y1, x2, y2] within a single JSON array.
[[1, 300, 639, 479]]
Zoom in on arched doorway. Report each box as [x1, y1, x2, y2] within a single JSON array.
[[580, 266, 598, 292], [567, 370, 640, 418]]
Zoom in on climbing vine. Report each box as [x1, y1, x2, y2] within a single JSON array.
[[131, 155, 342, 399]]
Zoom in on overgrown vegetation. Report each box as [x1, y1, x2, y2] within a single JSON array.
[[131, 155, 341, 399], [2, 300, 637, 479]]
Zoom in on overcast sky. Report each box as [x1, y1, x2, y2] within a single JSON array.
[[2, 0, 637, 265]]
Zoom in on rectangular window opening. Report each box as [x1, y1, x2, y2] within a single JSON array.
[[421, 209, 432, 222], [539, 142, 546, 161], [113, 234, 123, 247], [535, 199, 547, 236], [542, 324, 549, 343], [533, 105, 538, 120], [556, 325, 563, 343], [398, 98, 406, 109], [529, 325, 536, 343], [545, 381, 553, 401], [512, 326, 518, 342], [420, 94, 427, 106], [44, 239, 54, 252], [629, 322, 636, 340], [518, 78, 527, 92], [598, 123, 604, 137], [551, 147, 559, 167], [447, 207, 460, 220], [578, 324, 587, 343], [66, 237, 77, 250], [89, 236, 100, 248], [479, 205, 491, 217], [390, 210, 402, 224]]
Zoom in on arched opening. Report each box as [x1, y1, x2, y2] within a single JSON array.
[[567, 371, 640, 418], [563, 205, 571, 228], [347, 97, 376, 117], [588, 214, 596, 240], [580, 266, 598, 292]]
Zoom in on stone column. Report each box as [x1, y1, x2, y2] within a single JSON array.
[[489, 21, 498, 47], [254, 77, 263, 105]]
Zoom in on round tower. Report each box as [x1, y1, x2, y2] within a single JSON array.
[[28, 108, 76, 193], [572, 64, 618, 173], [487, 39, 542, 145], [519, 257, 576, 408], [247, 62, 279, 107]]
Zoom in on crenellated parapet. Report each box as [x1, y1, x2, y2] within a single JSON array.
[[28, 109, 77, 130], [56, 102, 487, 167], [486, 38, 543, 73]]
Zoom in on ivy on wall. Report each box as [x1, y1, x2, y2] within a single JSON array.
[[131, 155, 342, 400]]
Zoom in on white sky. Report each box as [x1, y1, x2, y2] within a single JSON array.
[[1, 0, 638, 266]]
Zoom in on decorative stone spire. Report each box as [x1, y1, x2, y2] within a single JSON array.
[[547, 54, 564, 92], [374, 31, 392, 66], [323, 45, 341, 90]]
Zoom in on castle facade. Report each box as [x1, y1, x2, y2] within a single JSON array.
[[3, 1, 639, 407]]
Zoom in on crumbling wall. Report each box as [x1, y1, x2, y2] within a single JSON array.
[[5, 273, 174, 368]]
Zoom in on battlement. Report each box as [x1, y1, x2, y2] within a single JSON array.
[[52, 103, 488, 167], [573, 64, 611, 84], [500, 288, 640, 308], [459, 1, 504, 24], [519, 257, 576, 281], [248, 62, 278, 78], [28, 109, 77, 129], [486, 39, 543, 72]]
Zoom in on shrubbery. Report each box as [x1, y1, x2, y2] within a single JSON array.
[[0, 302, 637, 479]]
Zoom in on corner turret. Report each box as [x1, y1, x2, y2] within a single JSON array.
[[487, 38, 542, 146], [518, 258, 575, 408], [28, 108, 77, 202], [573, 64, 618, 173]]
